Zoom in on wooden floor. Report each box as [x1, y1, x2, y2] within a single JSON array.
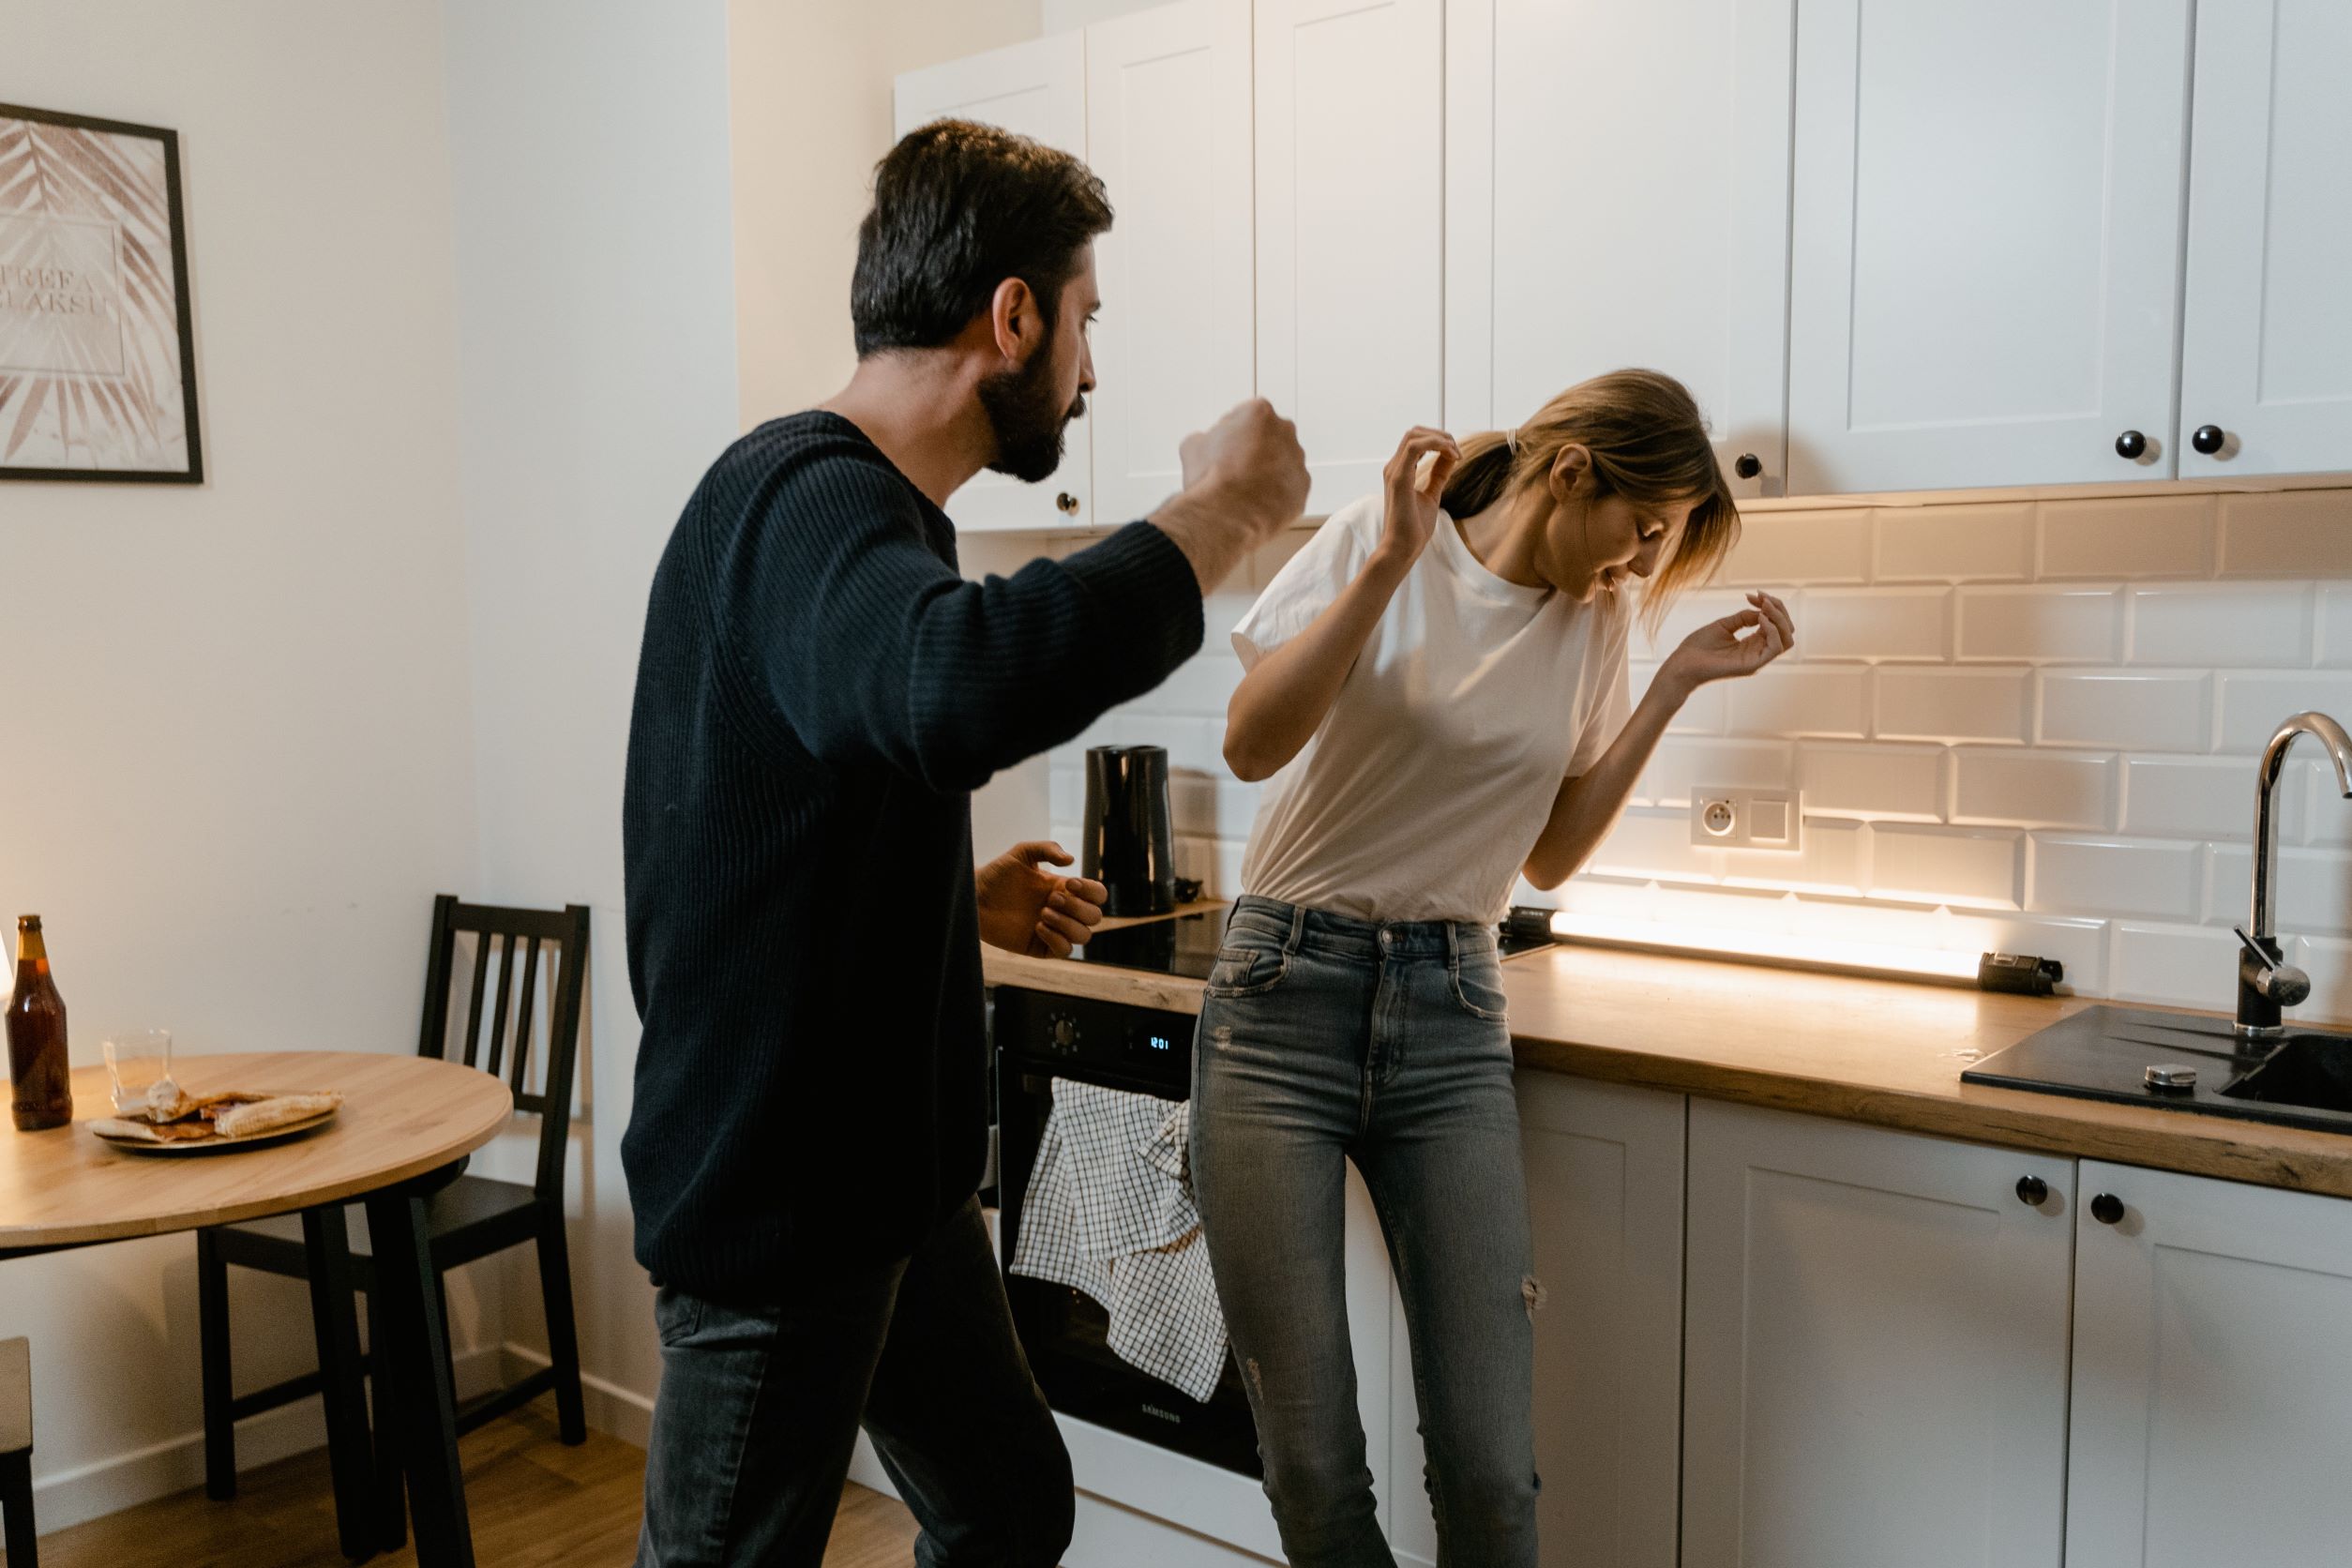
[[21, 1408, 921, 1567]]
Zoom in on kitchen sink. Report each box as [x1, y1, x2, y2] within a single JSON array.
[[1964, 1004, 2352, 1136], [2222, 1033, 2352, 1118]]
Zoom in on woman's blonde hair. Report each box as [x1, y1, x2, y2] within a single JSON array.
[[1440, 368, 1740, 633]]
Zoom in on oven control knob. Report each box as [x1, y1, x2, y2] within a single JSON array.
[[1047, 1012, 1080, 1053]]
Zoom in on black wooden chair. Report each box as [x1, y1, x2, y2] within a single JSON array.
[[195, 896, 591, 1556]]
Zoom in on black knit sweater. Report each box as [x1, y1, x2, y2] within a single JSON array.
[[621, 412, 1203, 1295]]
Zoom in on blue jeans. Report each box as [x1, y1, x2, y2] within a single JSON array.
[[1192, 897, 1539, 1567], [632, 1197, 1074, 1568]]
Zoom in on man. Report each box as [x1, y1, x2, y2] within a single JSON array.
[[622, 120, 1309, 1566]]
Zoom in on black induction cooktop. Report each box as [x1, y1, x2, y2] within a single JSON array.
[[1071, 912, 1224, 979]]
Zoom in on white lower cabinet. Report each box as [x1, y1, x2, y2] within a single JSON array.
[[2064, 1160, 2352, 1568], [1388, 1077, 1687, 1568], [1681, 1102, 2076, 1568]]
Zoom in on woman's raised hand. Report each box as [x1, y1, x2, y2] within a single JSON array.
[[1375, 427, 1461, 567], [1658, 591, 1796, 693]]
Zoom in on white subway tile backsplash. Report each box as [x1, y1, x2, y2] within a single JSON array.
[[1151, 654, 1247, 716], [1875, 668, 2031, 743], [2217, 491, 2352, 579], [2300, 935, 2352, 1025], [1718, 511, 1870, 586], [1874, 504, 2033, 582], [1640, 590, 1760, 662], [2121, 755, 2283, 841], [1642, 739, 1795, 807], [2038, 494, 2213, 580], [1868, 823, 2021, 909], [1026, 480, 2352, 1011], [1725, 668, 1870, 738], [1723, 817, 1866, 895], [2127, 583, 2313, 668], [2216, 672, 2352, 754], [1799, 588, 1951, 661], [2029, 836, 2200, 920], [1956, 587, 2120, 664], [2320, 586, 2352, 669], [1952, 749, 2114, 830], [1632, 662, 1727, 734], [2037, 671, 2209, 752], [1797, 743, 1946, 821], [2304, 760, 2352, 847], [1589, 809, 1720, 884], [2209, 844, 2352, 937], [2111, 922, 2241, 1010]]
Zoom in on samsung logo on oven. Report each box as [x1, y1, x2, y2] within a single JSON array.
[[1138, 1403, 1183, 1425]]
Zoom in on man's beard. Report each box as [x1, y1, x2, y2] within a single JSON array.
[[978, 330, 1086, 483]]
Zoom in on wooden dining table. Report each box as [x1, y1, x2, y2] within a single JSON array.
[[1, 1050, 513, 1566]]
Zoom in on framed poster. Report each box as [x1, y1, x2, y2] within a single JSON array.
[[0, 103, 202, 483]]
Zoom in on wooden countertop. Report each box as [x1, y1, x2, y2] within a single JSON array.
[[985, 936, 2352, 1199]]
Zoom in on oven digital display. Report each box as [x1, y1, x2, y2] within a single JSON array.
[[1132, 1028, 1179, 1057]]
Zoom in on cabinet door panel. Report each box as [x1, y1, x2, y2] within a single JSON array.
[[1447, 0, 1793, 499], [895, 36, 1091, 531], [1786, 0, 2192, 493], [2066, 1161, 2352, 1568], [2178, 0, 2352, 478], [1084, 0, 1254, 528], [1682, 1102, 2073, 1568], [1388, 1078, 1684, 1568], [1256, 0, 1444, 516]]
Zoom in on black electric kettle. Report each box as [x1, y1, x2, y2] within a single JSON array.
[[1080, 745, 1177, 917]]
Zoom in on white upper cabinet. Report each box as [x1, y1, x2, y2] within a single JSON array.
[[1785, 0, 2194, 494], [895, 35, 1093, 532], [1083, 0, 1255, 528], [2064, 1161, 2352, 1568], [2177, 0, 2352, 479], [1255, 0, 1445, 517], [1681, 1102, 2075, 1568], [1446, 0, 1795, 500]]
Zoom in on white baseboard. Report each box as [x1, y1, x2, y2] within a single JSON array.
[[30, 1343, 505, 1536], [498, 1341, 656, 1450]]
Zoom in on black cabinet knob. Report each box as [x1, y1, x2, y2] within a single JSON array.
[[2115, 430, 2146, 460], [1056, 491, 1081, 515], [2016, 1175, 2048, 1207], [2191, 425, 2226, 456], [2090, 1192, 2125, 1225], [1733, 452, 1762, 479]]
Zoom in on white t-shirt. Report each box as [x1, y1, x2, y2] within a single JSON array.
[[1232, 494, 1634, 925]]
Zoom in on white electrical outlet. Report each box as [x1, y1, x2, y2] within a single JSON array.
[[1690, 789, 1802, 851]]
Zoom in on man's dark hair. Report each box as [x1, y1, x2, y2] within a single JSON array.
[[851, 120, 1114, 358]]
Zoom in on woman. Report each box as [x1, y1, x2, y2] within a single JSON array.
[[1193, 369, 1795, 1565]]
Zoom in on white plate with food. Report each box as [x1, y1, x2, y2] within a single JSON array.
[[90, 1089, 344, 1156]]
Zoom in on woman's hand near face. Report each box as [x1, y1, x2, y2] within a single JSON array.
[[1657, 591, 1796, 697], [1375, 427, 1461, 568]]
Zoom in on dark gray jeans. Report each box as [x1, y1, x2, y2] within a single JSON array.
[[1193, 896, 1540, 1567], [633, 1196, 1074, 1567]]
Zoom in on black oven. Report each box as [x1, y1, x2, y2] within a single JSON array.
[[993, 980, 1262, 1478]]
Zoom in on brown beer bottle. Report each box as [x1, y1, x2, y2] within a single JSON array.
[[8, 914, 72, 1132]]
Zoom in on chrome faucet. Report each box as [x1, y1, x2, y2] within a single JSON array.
[[2238, 711, 2352, 1045]]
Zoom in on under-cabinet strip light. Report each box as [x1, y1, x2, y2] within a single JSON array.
[[1545, 909, 1986, 987]]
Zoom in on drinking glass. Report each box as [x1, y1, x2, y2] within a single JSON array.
[[103, 1029, 174, 1115]]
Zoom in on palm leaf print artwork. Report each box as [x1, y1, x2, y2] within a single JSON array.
[[0, 104, 202, 482]]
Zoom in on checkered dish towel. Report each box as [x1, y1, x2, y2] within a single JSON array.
[[1008, 1079, 1229, 1403]]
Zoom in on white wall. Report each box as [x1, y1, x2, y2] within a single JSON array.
[[1041, 0, 1167, 32], [439, 0, 741, 1440], [730, 0, 1045, 430], [0, 0, 484, 1531]]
